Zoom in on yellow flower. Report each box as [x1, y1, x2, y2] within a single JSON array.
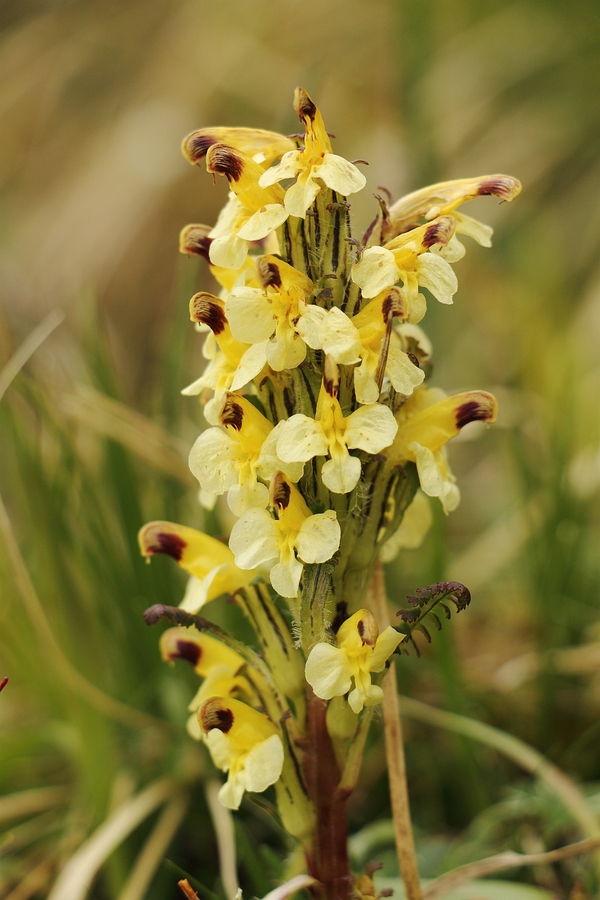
[[297, 289, 426, 404], [182, 126, 296, 168], [386, 174, 522, 252], [389, 387, 498, 513], [206, 144, 288, 269], [138, 521, 257, 612], [276, 360, 398, 494], [181, 292, 266, 424], [159, 627, 246, 674], [189, 393, 304, 516], [159, 627, 256, 739], [228, 473, 341, 598], [352, 216, 458, 304], [199, 696, 284, 809], [225, 256, 316, 371], [304, 609, 403, 714], [258, 87, 366, 217]]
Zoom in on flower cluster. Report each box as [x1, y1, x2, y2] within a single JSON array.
[[139, 86, 519, 860]]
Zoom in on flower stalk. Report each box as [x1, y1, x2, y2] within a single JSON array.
[[139, 87, 520, 898], [369, 561, 422, 900]]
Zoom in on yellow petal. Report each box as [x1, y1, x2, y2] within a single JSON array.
[[138, 520, 256, 599], [391, 390, 498, 461], [199, 696, 278, 747], [337, 609, 379, 651], [305, 643, 352, 700], [352, 247, 400, 299], [206, 144, 285, 211], [159, 628, 244, 676], [316, 153, 366, 196], [387, 174, 522, 237], [182, 127, 295, 167]]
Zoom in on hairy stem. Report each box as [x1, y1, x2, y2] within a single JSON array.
[[304, 689, 351, 900]]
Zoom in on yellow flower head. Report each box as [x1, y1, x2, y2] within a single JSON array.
[[182, 292, 266, 423], [352, 216, 458, 305], [389, 388, 498, 513], [159, 627, 245, 676], [199, 696, 284, 809], [276, 358, 398, 494], [258, 87, 367, 218], [386, 173, 522, 246], [159, 627, 257, 740], [182, 126, 295, 168], [188, 393, 304, 516], [138, 520, 257, 612], [305, 609, 403, 714], [228, 473, 341, 598], [225, 255, 315, 371], [205, 144, 288, 269]]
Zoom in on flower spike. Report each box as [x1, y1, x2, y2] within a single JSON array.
[[142, 86, 521, 882]]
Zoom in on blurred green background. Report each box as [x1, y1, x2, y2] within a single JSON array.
[[1, 1, 600, 898]]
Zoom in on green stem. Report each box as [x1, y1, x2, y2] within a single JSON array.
[[300, 562, 335, 655], [337, 707, 375, 797]]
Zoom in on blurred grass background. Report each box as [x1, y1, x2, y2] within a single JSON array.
[[1, 1, 600, 898]]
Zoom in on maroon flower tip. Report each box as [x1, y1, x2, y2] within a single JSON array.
[[206, 144, 244, 182], [171, 640, 202, 667]]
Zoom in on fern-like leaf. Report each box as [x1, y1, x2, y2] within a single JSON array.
[[395, 581, 471, 656]]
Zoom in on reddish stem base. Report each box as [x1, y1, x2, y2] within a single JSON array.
[[304, 689, 351, 900]]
